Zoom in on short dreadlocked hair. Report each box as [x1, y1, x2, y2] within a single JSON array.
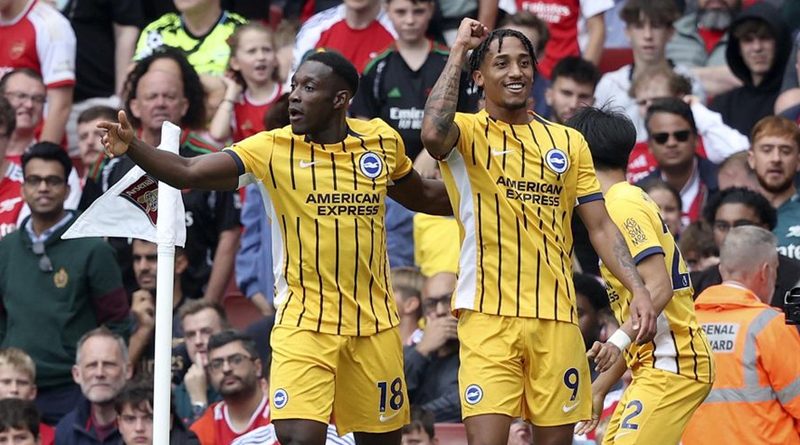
[[468, 29, 538, 96]]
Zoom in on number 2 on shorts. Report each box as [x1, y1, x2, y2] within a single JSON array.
[[621, 400, 643, 430], [377, 378, 404, 412]]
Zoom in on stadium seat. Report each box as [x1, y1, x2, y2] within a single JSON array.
[[435, 423, 467, 445], [597, 48, 634, 74], [223, 293, 262, 329], [223, 275, 262, 329]]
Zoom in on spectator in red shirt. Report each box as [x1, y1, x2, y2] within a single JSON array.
[[0, 0, 75, 146], [292, 0, 397, 74], [190, 330, 274, 445], [0, 96, 22, 240], [0, 69, 83, 222], [512, 0, 612, 79]]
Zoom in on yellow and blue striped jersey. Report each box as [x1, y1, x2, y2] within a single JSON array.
[[440, 109, 602, 323], [601, 182, 714, 383], [225, 118, 413, 336]]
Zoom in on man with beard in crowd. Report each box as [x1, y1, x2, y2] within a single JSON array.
[[190, 330, 273, 445], [55, 328, 131, 444], [667, 0, 743, 96]]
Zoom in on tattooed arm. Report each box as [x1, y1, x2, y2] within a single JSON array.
[[421, 18, 488, 159], [577, 200, 657, 344]]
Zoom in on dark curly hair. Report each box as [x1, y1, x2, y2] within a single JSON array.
[[703, 187, 777, 231], [468, 29, 538, 96], [123, 47, 206, 130]]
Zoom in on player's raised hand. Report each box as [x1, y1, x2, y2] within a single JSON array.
[[98, 110, 135, 158], [628, 288, 656, 344], [453, 18, 489, 51], [588, 340, 621, 373], [574, 390, 605, 436]]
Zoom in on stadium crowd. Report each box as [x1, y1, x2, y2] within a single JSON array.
[[0, 0, 800, 443]]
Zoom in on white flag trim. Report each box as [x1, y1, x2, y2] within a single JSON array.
[[62, 124, 186, 247]]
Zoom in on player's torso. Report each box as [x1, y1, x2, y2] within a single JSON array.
[[442, 112, 587, 322], [601, 184, 712, 382], [263, 120, 404, 335]]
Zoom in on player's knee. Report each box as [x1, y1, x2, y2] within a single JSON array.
[[273, 420, 327, 445]]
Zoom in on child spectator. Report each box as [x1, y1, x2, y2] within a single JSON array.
[[0, 398, 41, 445], [209, 23, 284, 144], [114, 382, 198, 445], [640, 178, 683, 237], [391, 268, 424, 345], [400, 407, 436, 445], [75, 106, 117, 210], [0, 348, 54, 445], [678, 221, 719, 272]]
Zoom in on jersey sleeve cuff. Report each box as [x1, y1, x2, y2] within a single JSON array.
[[224, 149, 245, 176], [576, 192, 604, 206], [633, 246, 665, 265], [45, 79, 76, 89]]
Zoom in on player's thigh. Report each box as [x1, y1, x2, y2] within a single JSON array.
[[269, 325, 341, 424], [523, 319, 591, 426], [603, 371, 711, 445], [334, 327, 409, 435], [463, 414, 514, 445], [458, 311, 525, 420]]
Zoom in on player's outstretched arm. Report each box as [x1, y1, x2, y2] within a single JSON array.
[[420, 18, 487, 159], [99, 110, 240, 191], [577, 200, 656, 344], [388, 169, 453, 216]]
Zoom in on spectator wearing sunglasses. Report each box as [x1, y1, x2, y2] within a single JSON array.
[[692, 187, 800, 311], [636, 98, 719, 226], [0, 142, 130, 424]]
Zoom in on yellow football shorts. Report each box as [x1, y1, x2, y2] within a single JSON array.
[[603, 368, 711, 444], [458, 311, 592, 426], [269, 324, 410, 435]]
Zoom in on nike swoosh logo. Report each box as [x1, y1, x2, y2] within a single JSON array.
[[492, 149, 513, 156], [379, 411, 400, 422], [562, 401, 580, 413], [299, 161, 318, 168]]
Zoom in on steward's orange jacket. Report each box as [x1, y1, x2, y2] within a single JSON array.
[[683, 283, 800, 445]]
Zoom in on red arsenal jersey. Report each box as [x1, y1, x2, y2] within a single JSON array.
[[0, 0, 75, 88], [0, 164, 24, 240], [315, 19, 394, 73], [232, 84, 284, 142], [191, 395, 277, 445]]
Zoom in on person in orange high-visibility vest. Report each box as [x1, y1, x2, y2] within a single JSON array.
[[683, 226, 800, 445]]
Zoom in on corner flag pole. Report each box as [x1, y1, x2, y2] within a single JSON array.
[[153, 121, 182, 443]]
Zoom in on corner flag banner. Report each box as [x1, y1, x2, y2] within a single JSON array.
[[62, 123, 186, 247]]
